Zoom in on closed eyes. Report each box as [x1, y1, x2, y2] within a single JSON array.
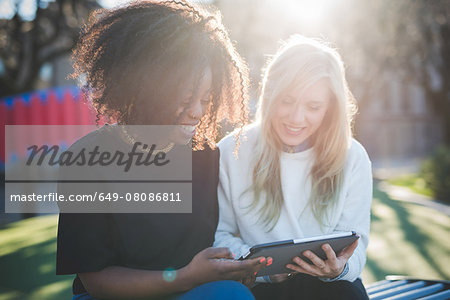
[[281, 96, 324, 111], [308, 105, 322, 111]]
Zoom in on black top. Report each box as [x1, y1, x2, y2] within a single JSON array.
[[56, 126, 220, 295]]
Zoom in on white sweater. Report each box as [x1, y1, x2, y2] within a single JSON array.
[[214, 124, 373, 282]]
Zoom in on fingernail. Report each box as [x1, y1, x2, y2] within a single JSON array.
[[259, 258, 266, 263], [254, 272, 257, 276], [267, 258, 273, 266]]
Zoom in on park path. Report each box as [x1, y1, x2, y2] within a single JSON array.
[[376, 180, 450, 216]]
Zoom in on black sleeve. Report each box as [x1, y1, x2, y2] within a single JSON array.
[[56, 212, 119, 275], [56, 165, 119, 274], [56, 131, 119, 275]]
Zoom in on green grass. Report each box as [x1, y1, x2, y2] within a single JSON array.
[[0, 185, 449, 299], [0, 215, 73, 300], [362, 185, 450, 284], [387, 174, 434, 198]]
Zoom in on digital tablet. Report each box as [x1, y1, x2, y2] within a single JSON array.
[[239, 231, 359, 276]]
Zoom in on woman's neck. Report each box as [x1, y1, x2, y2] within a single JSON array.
[[283, 138, 310, 153]]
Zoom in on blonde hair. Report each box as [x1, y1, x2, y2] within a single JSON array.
[[249, 35, 357, 230]]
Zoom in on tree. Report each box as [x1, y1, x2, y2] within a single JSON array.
[[414, 1, 450, 145], [215, 0, 450, 145], [344, 0, 450, 145], [0, 0, 99, 98]]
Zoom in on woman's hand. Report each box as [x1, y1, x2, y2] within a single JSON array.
[[180, 247, 268, 289], [240, 257, 275, 287], [286, 239, 358, 279], [77, 247, 266, 300]]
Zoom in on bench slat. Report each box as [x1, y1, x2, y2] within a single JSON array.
[[367, 280, 409, 295], [366, 280, 392, 290], [417, 289, 450, 300], [370, 281, 426, 300], [385, 283, 444, 300]]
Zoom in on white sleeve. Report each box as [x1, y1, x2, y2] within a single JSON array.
[[213, 158, 251, 258], [331, 148, 373, 282]]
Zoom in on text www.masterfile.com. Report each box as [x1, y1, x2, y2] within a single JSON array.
[[10, 192, 183, 202]]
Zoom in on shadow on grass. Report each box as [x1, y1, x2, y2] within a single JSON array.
[[370, 211, 381, 223], [365, 255, 388, 282], [0, 240, 67, 291], [0, 216, 73, 300], [369, 180, 448, 280]]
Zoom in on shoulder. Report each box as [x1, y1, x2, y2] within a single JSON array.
[[218, 123, 260, 158], [192, 144, 220, 189], [193, 143, 220, 167], [66, 125, 111, 152], [58, 126, 111, 177], [346, 138, 372, 170]]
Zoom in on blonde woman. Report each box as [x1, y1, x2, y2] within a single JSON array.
[[214, 35, 372, 299]]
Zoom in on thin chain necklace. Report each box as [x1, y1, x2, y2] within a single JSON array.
[[121, 127, 175, 154]]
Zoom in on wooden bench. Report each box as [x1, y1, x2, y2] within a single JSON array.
[[366, 276, 450, 299]]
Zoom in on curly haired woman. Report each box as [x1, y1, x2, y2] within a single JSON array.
[[56, 1, 268, 299]]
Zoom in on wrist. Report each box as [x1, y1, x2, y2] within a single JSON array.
[[320, 263, 349, 282], [332, 265, 345, 278], [175, 266, 196, 292]]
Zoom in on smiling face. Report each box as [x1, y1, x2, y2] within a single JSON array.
[[168, 67, 212, 145], [271, 78, 331, 147]]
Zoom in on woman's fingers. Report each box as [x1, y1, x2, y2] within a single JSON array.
[[226, 262, 261, 280], [205, 247, 234, 259], [284, 242, 357, 279], [303, 250, 327, 269], [220, 256, 267, 275], [286, 263, 303, 273], [286, 262, 315, 277], [338, 239, 358, 260], [290, 256, 319, 275], [321, 244, 338, 266]]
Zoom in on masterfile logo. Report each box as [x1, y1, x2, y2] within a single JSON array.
[[4, 125, 193, 214]]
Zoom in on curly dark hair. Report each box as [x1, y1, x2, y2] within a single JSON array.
[[72, 0, 248, 149]]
